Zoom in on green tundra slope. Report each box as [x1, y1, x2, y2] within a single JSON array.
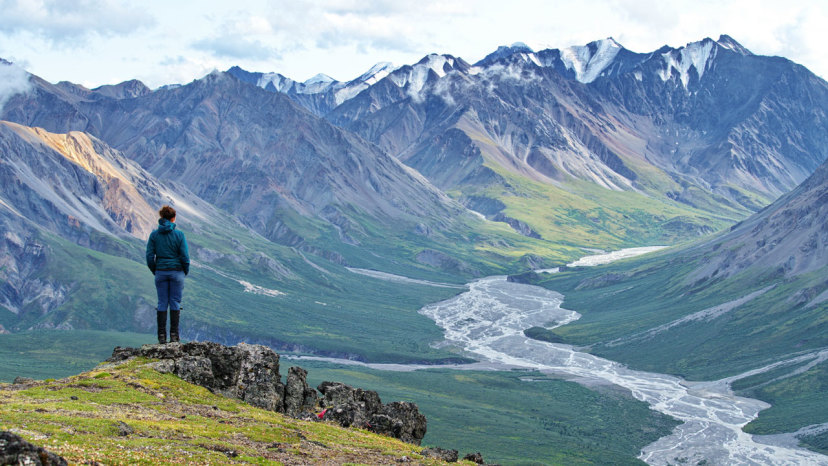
[[0, 355, 463, 465]]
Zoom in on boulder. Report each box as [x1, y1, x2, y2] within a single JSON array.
[[318, 382, 427, 445], [382, 402, 427, 445], [0, 430, 68, 465], [108, 341, 286, 413], [463, 451, 486, 464], [283, 366, 317, 417], [421, 446, 459, 462]]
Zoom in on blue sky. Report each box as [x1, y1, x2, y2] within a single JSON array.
[[1, 0, 826, 89]]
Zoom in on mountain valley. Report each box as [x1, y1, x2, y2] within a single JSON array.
[[1, 34, 827, 464]]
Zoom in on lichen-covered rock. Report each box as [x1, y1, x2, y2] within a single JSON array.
[[368, 413, 404, 439], [234, 343, 285, 412], [383, 402, 427, 445], [109, 341, 285, 413], [318, 382, 383, 414], [0, 430, 68, 465], [318, 382, 427, 445], [421, 446, 459, 462], [463, 451, 486, 464], [318, 382, 383, 428], [283, 366, 317, 417]]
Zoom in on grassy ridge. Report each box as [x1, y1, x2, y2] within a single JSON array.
[[0, 357, 459, 465]]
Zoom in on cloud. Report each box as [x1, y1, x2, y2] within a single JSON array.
[[0, 60, 32, 110], [261, 0, 475, 55], [192, 36, 278, 61], [0, 0, 155, 44], [190, 13, 281, 61], [151, 55, 225, 87]]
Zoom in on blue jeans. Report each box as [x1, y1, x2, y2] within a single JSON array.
[[155, 270, 185, 312]]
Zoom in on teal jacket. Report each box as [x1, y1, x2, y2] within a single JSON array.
[[146, 219, 190, 275]]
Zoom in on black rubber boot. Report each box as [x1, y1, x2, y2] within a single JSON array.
[[157, 311, 167, 344], [170, 309, 180, 343]]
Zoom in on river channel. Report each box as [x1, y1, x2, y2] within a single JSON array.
[[332, 249, 828, 464]]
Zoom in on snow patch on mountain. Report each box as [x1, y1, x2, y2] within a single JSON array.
[[658, 39, 717, 88], [421, 54, 454, 78], [256, 73, 295, 93], [301, 73, 336, 94], [359, 62, 398, 85], [559, 38, 622, 83], [386, 55, 459, 101], [334, 62, 398, 105]]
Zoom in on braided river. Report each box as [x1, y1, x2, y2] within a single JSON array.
[[339, 249, 828, 464]]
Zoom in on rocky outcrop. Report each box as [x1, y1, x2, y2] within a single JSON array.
[[107, 341, 426, 444], [421, 446, 459, 462], [415, 249, 479, 276], [506, 271, 540, 284], [463, 451, 486, 464], [420, 447, 487, 464], [284, 367, 318, 417], [317, 382, 428, 445], [491, 213, 542, 239], [109, 342, 307, 415], [0, 430, 67, 466]]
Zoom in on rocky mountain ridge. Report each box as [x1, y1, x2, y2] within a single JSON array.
[[6, 35, 827, 252], [1, 63, 515, 277], [320, 35, 828, 224], [0, 120, 159, 241], [686, 148, 828, 281]]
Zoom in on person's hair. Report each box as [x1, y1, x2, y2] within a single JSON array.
[[159, 205, 177, 220]]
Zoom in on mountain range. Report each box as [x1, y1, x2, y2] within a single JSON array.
[[235, 35, 828, 225], [2, 34, 827, 349]]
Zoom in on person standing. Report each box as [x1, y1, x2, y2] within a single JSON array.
[[146, 205, 190, 344]]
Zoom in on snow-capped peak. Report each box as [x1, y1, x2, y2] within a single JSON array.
[[257, 72, 295, 93], [304, 73, 335, 85], [559, 38, 622, 83], [331, 62, 399, 105], [658, 38, 717, 88], [416, 54, 456, 78], [716, 34, 752, 55], [377, 54, 463, 102], [476, 43, 535, 66], [509, 42, 534, 52], [297, 73, 338, 95], [357, 62, 398, 85]]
